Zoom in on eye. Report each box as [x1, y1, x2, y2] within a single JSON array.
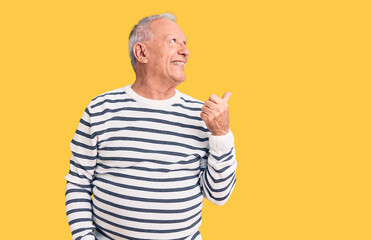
[[170, 38, 176, 43]]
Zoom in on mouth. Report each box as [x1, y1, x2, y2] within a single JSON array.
[[171, 61, 186, 67]]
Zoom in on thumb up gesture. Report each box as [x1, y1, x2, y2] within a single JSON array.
[[200, 92, 232, 136]]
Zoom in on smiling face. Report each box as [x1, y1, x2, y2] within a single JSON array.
[[143, 18, 190, 85]]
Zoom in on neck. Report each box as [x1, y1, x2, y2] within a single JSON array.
[[132, 72, 180, 100]]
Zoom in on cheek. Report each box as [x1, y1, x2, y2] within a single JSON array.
[[151, 54, 165, 67]]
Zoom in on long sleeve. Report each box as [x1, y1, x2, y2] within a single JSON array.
[[65, 105, 98, 240], [200, 130, 237, 206]]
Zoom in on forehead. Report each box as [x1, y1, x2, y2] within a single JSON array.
[[149, 18, 186, 40]]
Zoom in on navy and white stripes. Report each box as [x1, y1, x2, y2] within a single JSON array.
[[65, 85, 237, 240]]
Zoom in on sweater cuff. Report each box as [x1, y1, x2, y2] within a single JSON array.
[[209, 130, 235, 155]]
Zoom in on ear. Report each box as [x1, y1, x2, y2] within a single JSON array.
[[133, 43, 148, 63]]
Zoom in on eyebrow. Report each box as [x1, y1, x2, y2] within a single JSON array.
[[165, 35, 187, 44]]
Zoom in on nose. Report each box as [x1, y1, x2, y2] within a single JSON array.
[[179, 43, 190, 58]]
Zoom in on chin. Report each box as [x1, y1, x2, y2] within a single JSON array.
[[171, 75, 187, 84], [176, 77, 186, 84]]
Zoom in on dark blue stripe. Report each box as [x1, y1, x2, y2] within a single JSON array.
[[69, 218, 92, 225], [66, 198, 92, 206], [180, 97, 204, 105], [98, 136, 208, 152], [91, 98, 135, 109], [97, 163, 200, 173], [95, 187, 201, 204], [80, 118, 91, 128], [95, 178, 200, 195], [91, 116, 209, 132], [99, 146, 194, 158], [71, 151, 96, 160], [191, 231, 200, 240], [75, 232, 95, 240], [104, 171, 199, 182], [71, 139, 96, 150], [92, 90, 127, 101], [71, 227, 95, 235], [211, 163, 232, 173], [204, 177, 236, 202], [97, 155, 200, 166], [93, 202, 201, 224], [211, 148, 234, 161], [66, 208, 92, 216], [65, 187, 91, 196], [94, 212, 201, 234], [90, 106, 203, 122], [171, 103, 202, 111], [75, 129, 94, 139], [95, 228, 114, 240], [95, 126, 208, 142], [209, 162, 234, 174], [95, 222, 190, 240], [70, 159, 96, 171], [204, 171, 236, 193], [68, 170, 90, 180], [216, 154, 234, 163], [130, 165, 201, 172], [85, 107, 91, 117], [94, 194, 202, 214], [205, 169, 235, 184], [75, 233, 96, 240]]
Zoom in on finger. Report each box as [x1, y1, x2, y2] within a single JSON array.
[[201, 105, 214, 116], [209, 94, 223, 104], [200, 112, 210, 122], [204, 100, 217, 109], [222, 92, 232, 102]]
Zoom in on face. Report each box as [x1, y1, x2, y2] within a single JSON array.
[[144, 18, 190, 84]]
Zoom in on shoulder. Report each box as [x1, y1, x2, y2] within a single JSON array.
[[87, 86, 131, 111], [172, 91, 205, 112], [177, 91, 204, 107]]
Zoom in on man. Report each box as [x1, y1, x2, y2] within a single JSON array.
[[65, 13, 237, 240]]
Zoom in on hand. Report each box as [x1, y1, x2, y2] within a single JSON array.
[[200, 92, 232, 136]]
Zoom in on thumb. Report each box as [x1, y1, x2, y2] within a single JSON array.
[[222, 91, 232, 102]]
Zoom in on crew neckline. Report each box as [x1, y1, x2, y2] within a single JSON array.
[[124, 84, 180, 107]]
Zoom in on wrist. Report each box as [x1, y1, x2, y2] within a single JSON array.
[[210, 129, 229, 136], [209, 130, 234, 155]]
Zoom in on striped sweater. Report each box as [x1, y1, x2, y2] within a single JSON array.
[[65, 84, 237, 240]]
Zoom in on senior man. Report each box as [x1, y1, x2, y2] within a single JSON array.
[[65, 13, 237, 240]]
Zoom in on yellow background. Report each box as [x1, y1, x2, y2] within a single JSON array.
[[1, 0, 370, 239]]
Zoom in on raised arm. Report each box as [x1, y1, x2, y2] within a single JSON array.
[[200, 92, 237, 205], [65, 105, 98, 240]]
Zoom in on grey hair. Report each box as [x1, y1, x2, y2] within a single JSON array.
[[128, 13, 176, 72]]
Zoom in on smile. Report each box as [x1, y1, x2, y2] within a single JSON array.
[[172, 61, 185, 66]]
